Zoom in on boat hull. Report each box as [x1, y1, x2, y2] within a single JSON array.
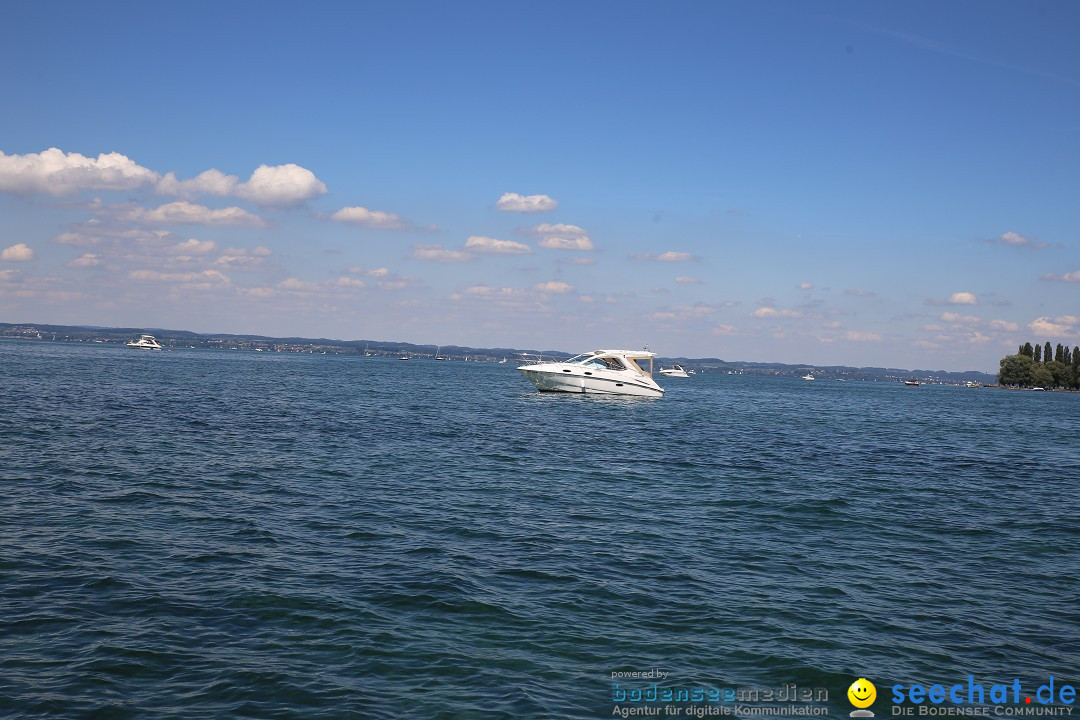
[[517, 365, 664, 397]]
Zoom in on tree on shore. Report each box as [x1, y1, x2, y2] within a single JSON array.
[[999, 354, 1035, 386], [998, 340, 1080, 389]]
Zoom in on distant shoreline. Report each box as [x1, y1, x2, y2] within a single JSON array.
[[1, 320, 999, 385]]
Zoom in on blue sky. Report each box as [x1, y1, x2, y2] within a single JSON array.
[[1, 1, 1077, 370]]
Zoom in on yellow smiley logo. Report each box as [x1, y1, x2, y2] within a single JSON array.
[[848, 678, 876, 709]]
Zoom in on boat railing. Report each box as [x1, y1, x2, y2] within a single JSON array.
[[517, 352, 569, 365]]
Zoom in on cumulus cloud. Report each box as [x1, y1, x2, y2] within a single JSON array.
[[464, 235, 532, 255], [631, 251, 697, 262], [495, 192, 557, 213], [712, 324, 737, 335], [334, 276, 365, 288], [990, 319, 1020, 332], [676, 276, 702, 285], [123, 201, 266, 227], [845, 331, 882, 342], [949, 291, 978, 305], [985, 231, 1053, 249], [941, 312, 981, 324], [650, 304, 717, 321], [1041, 270, 1080, 283], [172, 238, 217, 255], [68, 253, 101, 268], [278, 277, 318, 291], [752, 306, 805, 319], [1029, 316, 1076, 336], [128, 269, 230, 284], [532, 223, 593, 251], [234, 163, 327, 206], [0, 148, 158, 195], [330, 205, 412, 230], [1, 243, 34, 261], [799, 282, 814, 290], [157, 168, 238, 198], [534, 280, 573, 294], [410, 244, 471, 263]]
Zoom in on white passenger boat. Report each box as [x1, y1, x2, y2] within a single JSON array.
[[658, 364, 690, 378], [517, 349, 664, 397], [126, 334, 163, 350]]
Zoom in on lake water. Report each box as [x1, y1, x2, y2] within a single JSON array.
[[2, 341, 1077, 719]]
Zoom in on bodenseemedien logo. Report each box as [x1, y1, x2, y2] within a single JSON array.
[[849, 678, 877, 718]]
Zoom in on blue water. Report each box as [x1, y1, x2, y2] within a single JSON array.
[[2, 341, 1078, 719]]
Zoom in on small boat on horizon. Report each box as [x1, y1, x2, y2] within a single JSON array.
[[802, 373, 815, 381], [904, 379, 920, 386], [659, 364, 690, 378], [518, 349, 664, 398], [126, 334, 163, 350]]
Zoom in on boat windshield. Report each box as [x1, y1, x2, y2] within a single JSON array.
[[568, 353, 627, 371]]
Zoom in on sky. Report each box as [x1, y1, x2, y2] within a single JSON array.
[[1, 1, 1077, 371]]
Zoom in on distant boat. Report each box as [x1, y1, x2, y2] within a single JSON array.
[[964, 381, 980, 388], [399, 355, 410, 360], [126, 334, 163, 350], [435, 346, 447, 360], [802, 373, 815, 381], [904, 379, 920, 386], [659, 364, 690, 378]]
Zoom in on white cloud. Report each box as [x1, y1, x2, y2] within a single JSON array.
[[157, 168, 239, 198], [1041, 270, 1080, 283], [331, 205, 410, 230], [278, 277, 318, 291], [335, 276, 365, 288], [495, 192, 557, 213], [676, 276, 702, 285], [532, 223, 593, 251], [410, 244, 471, 263], [942, 312, 981, 324], [631, 251, 697, 262], [68, 253, 101, 268], [948, 291, 977, 305], [1, 243, 34, 261], [990, 231, 1052, 249], [239, 287, 276, 298], [172, 238, 217, 255], [845, 289, 876, 297], [0, 148, 158, 195], [845, 331, 882, 342], [535, 280, 573, 294], [124, 201, 266, 227], [128, 269, 230, 284], [990, 319, 1020, 332], [752, 306, 805, 319], [234, 163, 327, 206], [214, 254, 265, 268], [799, 282, 814, 290], [464, 235, 532, 255], [1029, 316, 1075, 336], [712, 324, 737, 335]]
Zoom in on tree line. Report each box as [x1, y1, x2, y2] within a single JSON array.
[[999, 341, 1080, 389]]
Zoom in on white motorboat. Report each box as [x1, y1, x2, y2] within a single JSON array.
[[658, 364, 690, 378], [126, 334, 163, 350], [802, 373, 815, 381], [517, 349, 664, 397]]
